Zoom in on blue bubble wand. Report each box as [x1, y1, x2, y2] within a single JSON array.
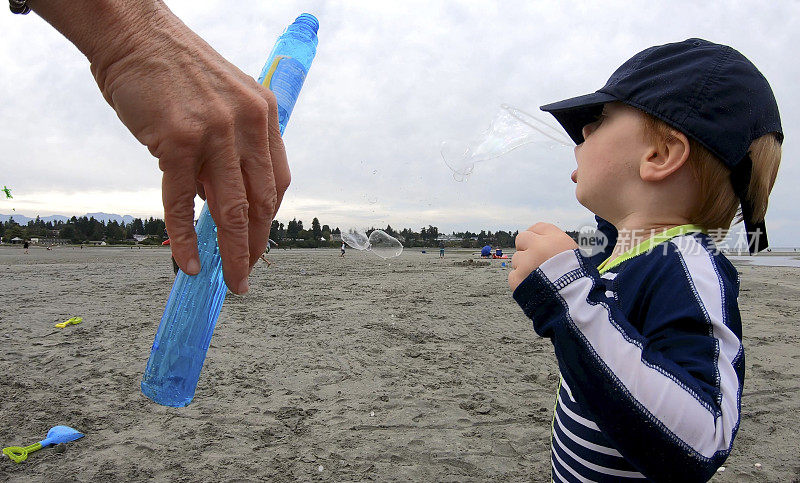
[[141, 14, 319, 407]]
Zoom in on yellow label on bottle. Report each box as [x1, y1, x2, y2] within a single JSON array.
[[261, 55, 289, 90]]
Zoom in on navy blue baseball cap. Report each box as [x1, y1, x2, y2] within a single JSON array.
[[541, 38, 783, 253]]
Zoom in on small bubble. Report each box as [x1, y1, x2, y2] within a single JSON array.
[[372, 169, 378, 175]]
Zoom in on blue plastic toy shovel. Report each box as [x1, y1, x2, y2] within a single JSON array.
[[2, 426, 84, 463]]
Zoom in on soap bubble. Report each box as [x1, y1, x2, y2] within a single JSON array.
[[368, 230, 403, 259], [342, 228, 370, 250], [441, 104, 572, 181], [341, 228, 403, 259]]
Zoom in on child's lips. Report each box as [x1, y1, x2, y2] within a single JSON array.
[[571, 169, 577, 183]]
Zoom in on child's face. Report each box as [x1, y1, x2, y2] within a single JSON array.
[[572, 102, 651, 220]]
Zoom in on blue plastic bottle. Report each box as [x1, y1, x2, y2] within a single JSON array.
[[140, 13, 319, 407]]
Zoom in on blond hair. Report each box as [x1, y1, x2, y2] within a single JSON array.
[[641, 115, 782, 232]]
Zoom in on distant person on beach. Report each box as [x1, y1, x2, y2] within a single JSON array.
[[11, 0, 289, 295], [340, 242, 346, 258], [23, 240, 29, 254], [259, 239, 277, 267], [439, 243, 445, 258], [507, 40, 782, 480]]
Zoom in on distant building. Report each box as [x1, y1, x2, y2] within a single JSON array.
[[33, 238, 71, 245]]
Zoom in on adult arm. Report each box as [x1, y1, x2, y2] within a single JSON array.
[[27, 0, 290, 294]]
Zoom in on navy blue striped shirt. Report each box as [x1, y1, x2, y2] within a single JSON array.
[[514, 228, 743, 481]]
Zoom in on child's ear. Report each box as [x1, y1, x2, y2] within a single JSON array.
[[640, 130, 690, 182]]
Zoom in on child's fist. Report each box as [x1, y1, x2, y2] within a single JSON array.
[[508, 223, 578, 291]]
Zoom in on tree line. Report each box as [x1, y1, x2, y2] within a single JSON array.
[[1, 215, 165, 245], [2, 215, 581, 249], [269, 218, 521, 248]]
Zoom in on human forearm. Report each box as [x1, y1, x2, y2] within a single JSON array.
[[27, 0, 183, 92]]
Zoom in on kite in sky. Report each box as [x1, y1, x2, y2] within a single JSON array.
[[2, 186, 12, 199]]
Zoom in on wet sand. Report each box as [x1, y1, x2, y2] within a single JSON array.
[[1, 246, 798, 481]]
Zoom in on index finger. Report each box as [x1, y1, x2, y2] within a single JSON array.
[[528, 222, 561, 235], [515, 230, 537, 251]]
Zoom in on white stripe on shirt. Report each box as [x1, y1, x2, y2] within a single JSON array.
[[551, 456, 569, 483], [555, 408, 623, 456], [557, 393, 601, 431], [672, 235, 741, 451], [553, 428, 646, 478], [561, 377, 576, 402], [552, 441, 592, 483]]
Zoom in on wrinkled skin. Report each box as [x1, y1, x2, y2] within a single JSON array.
[[29, 0, 290, 294]]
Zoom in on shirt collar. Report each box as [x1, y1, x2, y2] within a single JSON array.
[[597, 224, 706, 274]]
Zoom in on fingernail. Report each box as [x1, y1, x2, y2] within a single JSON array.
[[237, 279, 249, 294], [187, 258, 201, 274]]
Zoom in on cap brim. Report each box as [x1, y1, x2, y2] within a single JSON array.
[[540, 91, 618, 144]]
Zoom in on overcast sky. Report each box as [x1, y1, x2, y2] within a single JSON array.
[[1, 1, 798, 245]]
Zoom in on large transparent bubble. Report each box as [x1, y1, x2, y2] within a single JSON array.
[[341, 228, 403, 259], [341, 228, 370, 250], [441, 104, 572, 181], [368, 230, 403, 259]]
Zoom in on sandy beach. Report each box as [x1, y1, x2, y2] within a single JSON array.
[[1, 245, 798, 481]]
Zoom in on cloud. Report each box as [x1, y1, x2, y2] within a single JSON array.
[[1, 1, 798, 245]]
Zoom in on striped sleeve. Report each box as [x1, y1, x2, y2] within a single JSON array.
[[513, 241, 743, 481]]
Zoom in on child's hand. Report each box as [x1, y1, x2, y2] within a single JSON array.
[[508, 223, 579, 291]]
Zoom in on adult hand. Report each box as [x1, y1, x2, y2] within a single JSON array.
[[29, 0, 290, 294], [508, 223, 578, 292]]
